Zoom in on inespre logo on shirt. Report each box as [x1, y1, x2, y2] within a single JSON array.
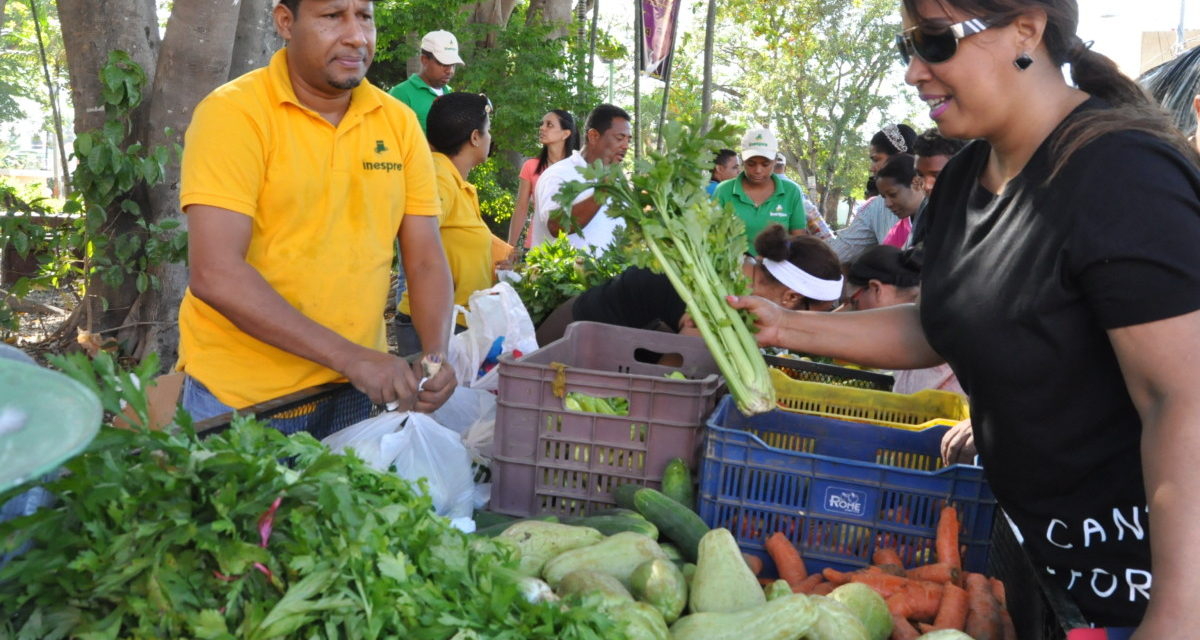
[[770, 205, 788, 218], [363, 160, 403, 172]]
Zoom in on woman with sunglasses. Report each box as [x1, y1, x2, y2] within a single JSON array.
[[507, 110, 581, 250], [731, 0, 1200, 634], [396, 93, 512, 356], [827, 123, 917, 262]]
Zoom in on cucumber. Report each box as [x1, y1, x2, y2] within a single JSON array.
[[474, 515, 559, 537], [661, 458, 695, 510], [588, 507, 648, 520], [563, 514, 659, 539], [632, 487, 710, 562], [613, 483, 643, 510]]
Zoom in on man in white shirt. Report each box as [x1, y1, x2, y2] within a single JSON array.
[[531, 104, 631, 253]]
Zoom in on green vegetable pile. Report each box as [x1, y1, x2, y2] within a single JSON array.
[[564, 392, 630, 416], [0, 354, 622, 640], [557, 120, 775, 415], [509, 234, 625, 326]]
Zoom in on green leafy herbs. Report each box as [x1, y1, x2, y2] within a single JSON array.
[[0, 356, 623, 640], [509, 234, 625, 325], [556, 120, 775, 415]]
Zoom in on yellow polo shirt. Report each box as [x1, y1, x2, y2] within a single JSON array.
[[177, 49, 440, 408], [399, 152, 507, 323]]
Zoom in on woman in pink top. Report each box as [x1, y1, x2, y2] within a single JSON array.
[[508, 109, 580, 248]]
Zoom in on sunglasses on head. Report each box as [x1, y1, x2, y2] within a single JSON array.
[[895, 17, 991, 65], [479, 92, 494, 117]]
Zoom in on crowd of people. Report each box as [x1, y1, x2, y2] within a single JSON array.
[[167, 0, 1200, 635]]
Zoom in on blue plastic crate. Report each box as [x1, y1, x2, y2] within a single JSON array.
[[699, 395, 996, 576]]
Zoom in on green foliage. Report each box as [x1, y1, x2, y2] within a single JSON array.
[[509, 234, 625, 325], [0, 184, 75, 336], [724, 0, 904, 210], [1, 352, 624, 640], [68, 50, 186, 294], [473, 157, 515, 227]]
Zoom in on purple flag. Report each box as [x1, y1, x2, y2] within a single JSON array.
[[642, 0, 683, 78]]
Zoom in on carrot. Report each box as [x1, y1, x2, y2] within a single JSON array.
[[936, 505, 961, 570], [822, 567, 854, 585], [873, 547, 905, 571], [764, 532, 806, 588], [889, 612, 920, 640], [933, 582, 969, 630], [999, 609, 1018, 640], [811, 581, 835, 595], [850, 571, 912, 599], [794, 573, 825, 594], [887, 580, 943, 622], [989, 577, 1008, 608], [916, 623, 940, 634], [906, 562, 961, 585], [743, 552, 764, 576], [964, 572, 1001, 640]]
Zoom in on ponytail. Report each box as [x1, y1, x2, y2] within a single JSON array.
[[1052, 43, 1200, 176]]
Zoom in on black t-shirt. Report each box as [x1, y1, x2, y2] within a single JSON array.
[[920, 99, 1200, 626], [571, 266, 687, 331]]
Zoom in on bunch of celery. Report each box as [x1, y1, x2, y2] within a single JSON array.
[[556, 120, 775, 415]]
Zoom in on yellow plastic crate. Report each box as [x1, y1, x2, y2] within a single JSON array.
[[769, 368, 968, 431]]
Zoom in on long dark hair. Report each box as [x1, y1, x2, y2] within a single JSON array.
[[536, 109, 581, 174], [902, 0, 1199, 173]]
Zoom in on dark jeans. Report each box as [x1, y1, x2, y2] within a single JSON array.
[[394, 313, 466, 358]]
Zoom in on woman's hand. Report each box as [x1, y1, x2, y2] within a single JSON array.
[[726, 295, 787, 347], [940, 419, 976, 466]]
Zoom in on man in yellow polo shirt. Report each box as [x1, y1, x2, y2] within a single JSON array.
[[177, 0, 456, 426]]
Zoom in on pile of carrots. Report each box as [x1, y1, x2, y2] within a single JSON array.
[[749, 505, 1016, 640]]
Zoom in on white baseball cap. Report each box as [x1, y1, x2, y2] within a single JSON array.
[[741, 128, 778, 162], [421, 30, 465, 66]]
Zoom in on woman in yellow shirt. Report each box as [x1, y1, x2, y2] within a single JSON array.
[[397, 93, 512, 355]]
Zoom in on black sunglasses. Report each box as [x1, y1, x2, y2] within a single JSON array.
[[895, 17, 991, 65]]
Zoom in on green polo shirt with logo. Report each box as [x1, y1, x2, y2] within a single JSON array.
[[713, 174, 807, 256], [388, 75, 451, 134]]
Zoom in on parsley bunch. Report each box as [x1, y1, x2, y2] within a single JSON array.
[[0, 356, 620, 639]]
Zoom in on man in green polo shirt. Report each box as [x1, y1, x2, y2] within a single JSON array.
[[389, 30, 464, 133], [713, 128, 807, 256]]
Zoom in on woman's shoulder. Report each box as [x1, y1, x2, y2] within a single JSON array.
[[519, 157, 540, 180]]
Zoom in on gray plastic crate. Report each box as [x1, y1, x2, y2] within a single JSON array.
[[491, 321, 724, 517]]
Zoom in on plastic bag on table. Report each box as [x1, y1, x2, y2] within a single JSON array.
[[320, 411, 407, 471], [386, 412, 475, 528], [447, 282, 538, 391], [430, 385, 496, 436]]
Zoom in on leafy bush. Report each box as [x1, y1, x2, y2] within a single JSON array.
[[510, 235, 625, 325]]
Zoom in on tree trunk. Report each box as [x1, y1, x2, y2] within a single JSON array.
[[57, 0, 261, 367], [470, 0, 518, 47], [229, 0, 281, 80], [58, 0, 160, 136], [121, 0, 243, 365], [526, 0, 572, 38], [0, 1, 9, 34]]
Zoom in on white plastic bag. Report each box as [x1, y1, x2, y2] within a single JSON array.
[[387, 412, 476, 523], [320, 412, 407, 471], [447, 282, 538, 391], [430, 385, 496, 436]]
